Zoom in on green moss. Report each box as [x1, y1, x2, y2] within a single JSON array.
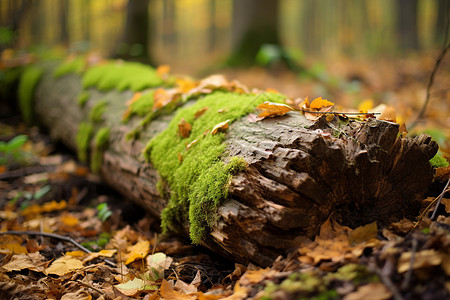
[[82, 61, 163, 92], [123, 91, 154, 123], [18, 65, 44, 124], [77, 91, 90, 107], [144, 91, 282, 243], [430, 153, 449, 168], [89, 100, 107, 123], [53, 56, 85, 78], [76, 122, 93, 162], [91, 127, 110, 173]]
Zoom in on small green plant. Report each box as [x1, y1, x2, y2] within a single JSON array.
[[0, 134, 30, 165], [97, 203, 112, 222]]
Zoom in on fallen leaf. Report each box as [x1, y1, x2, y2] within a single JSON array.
[[157, 64, 170, 79], [160, 279, 196, 300], [343, 282, 391, 300], [397, 249, 443, 273], [211, 120, 230, 135], [83, 249, 117, 263], [126, 92, 142, 106], [178, 118, 192, 138], [60, 289, 92, 300], [153, 88, 180, 111], [309, 97, 334, 110], [257, 101, 293, 119], [358, 99, 374, 113], [349, 222, 377, 244], [240, 267, 272, 284], [146, 252, 173, 281], [186, 139, 198, 151], [1, 253, 45, 272], [45, 255, 84, 276], [222, 282, 248, 300], [176, 78, 198, 94], [61, 213, 79, 226], [115, 277, 146, 297], [194, 107, 209, 119], [125, 240, 150, 265]]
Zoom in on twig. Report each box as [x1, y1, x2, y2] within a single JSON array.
[[411, 1, 450, 128], [0, 230, 117, 267], [401, 238, 418, 290], [430, 178, 450, 220], [300, 109, 380, 115], [75, 279, 105, 295], [369, 263, 403, 300]]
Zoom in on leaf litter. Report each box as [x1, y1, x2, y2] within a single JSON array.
[[1, 52, 450, 299]]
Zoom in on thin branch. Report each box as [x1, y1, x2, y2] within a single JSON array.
[[369, 263, 404, 300], [401, 238, 418, 290], [430, 178, 450, 220], [0, 230, 117, 267]]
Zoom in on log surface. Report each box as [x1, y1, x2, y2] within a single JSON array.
[[33, 64, 438, 266]]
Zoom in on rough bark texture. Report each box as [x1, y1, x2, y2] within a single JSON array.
[[33, 63, 438, 266]]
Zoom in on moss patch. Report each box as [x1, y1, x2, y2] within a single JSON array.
[[91, 127, 110, 173], [430, 153, 449, 168], [76, 122, 93, 163], [53, 56, 85, 78], [18, 65, 44, 124], [144, 91, 282, 243], [77, 91, 90, 107], [82, 61, 163, 92], [89, 100, 107, 123]]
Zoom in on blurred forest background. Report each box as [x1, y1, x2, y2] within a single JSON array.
[[1, 0, 447, 71], [1, 0, 449, 122]]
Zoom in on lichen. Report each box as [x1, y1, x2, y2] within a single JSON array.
[[89, 100, 107, 123], [18, 65, 44, 124], [144, 91, 282, 243], [53, 56, 85, 78], [77, 91, 90, 107], [75, 122, 93, 163], [430, 153, 449, 168], [82, 61, 163, 92], [91, 127, 110, 173]]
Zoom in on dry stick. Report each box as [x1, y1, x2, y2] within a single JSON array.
[[411, 4, 450, 128], [75, 279, 105, 295], [401, 238, 418, 290], [430, 178, 450, 220], [0, 230, 117, 267]]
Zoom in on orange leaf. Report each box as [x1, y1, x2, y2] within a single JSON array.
[[178, 119, 192, 138], [153, 88, 180, 111], [211, 120, 229, 135], [156, 64, 170, 78], [309, 97, 334, 110], [125, 240, 150, 264], [176, 78, 198, 94], [194, 107, 209, 119], [160, 280, 196, 300], [126, 92, 142, 106], [257, 101, 293, 119], [358, 99, 373, 113]]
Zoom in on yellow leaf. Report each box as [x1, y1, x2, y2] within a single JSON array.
[[349, 222, 377, 244], [358, 99, 373, 113], [66, 250, 86, 257], [125, 240, 150, 264], [1, 254, 43, 272], [160, 279, 197, 300], [309, 97, 334, 110], [156, 64, 171, 78], [61, 214, 79, 226], [45, 256, 84, 276], [397, 249, 443, 273], [41, 200, 67, 213], [257, 101, 293, 119], [83, 249, 117, 263], [178, 118, 192, 139], [211, 120, 230, 135], [176, 78, 198, 94]]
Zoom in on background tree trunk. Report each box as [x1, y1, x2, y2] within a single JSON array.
[[32, 63, 438, 266]]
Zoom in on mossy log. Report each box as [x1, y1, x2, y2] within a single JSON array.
[[29, 62, 437, 266]]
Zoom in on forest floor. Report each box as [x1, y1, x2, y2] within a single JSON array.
[[0, 51, 450, 299]]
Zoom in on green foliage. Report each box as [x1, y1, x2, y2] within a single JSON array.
[[97, 203, 112, 222], [430, 153, 449, 168], [82, 61, 163, 92], [91, 127, 110, 173], [77, 91, 90, 107], [89, 100, 107, 123], [81, 232, 111, 251], [18, 65, 44, 124], [0, 135, 30, 165], [75, 122, 93, 162], [0, 26, 14, 46], [144, 91, 278, 243], [123, 91, 155, 123], [53, 56, 85, 78]]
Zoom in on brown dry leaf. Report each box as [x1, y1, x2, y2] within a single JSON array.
[[60, 213, 79, 227], [228, 80, 250, 94], [126, 92, 142, 106], [60, 289, 92, 300], [125, 240, 150, 265], [153, 88, 180, 111], [160, 279, 197, 300], [435, 165, 450, 181], [174, 279, 198, 295], [240, 267, 272, 285], [176, 77, 198, 94], [185, 74, 229, 97], [349, 222, 377, 244], [257, 101, 293, 119], [45, 255, 84, 276], [397, 249, 443, 273], [0, 235, 27, 254], [1, 253, 45, 272], [194, 107, 209, 119], [178, 118, 192, 138], [343, 282, 391, 300], [211, 120, 230, 135], [373, 104, 397, 123], [441, 198, 450, 213], [83, 249, 117, 263], [222, 282, 248, 300], [186, 139, 198, 151]]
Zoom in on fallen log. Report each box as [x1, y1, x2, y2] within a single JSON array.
[[21, 60, 437, 266]]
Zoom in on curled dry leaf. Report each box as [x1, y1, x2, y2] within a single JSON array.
[[186, 139, 198, 151], [178, 118, 192, 138], [211, 120, 230, 135], [194, 107, 209, 119], [153, 88, 180, 111], [257, 101, 294, 119]]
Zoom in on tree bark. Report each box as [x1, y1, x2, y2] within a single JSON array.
[[33, 63, 438, 266]]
